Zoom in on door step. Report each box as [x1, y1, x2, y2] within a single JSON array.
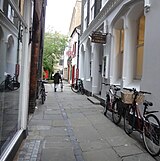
[[87, 96, 100, 105]]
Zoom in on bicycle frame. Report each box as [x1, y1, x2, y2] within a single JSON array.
[[106, 91, 114, 111], [129, 104, 144, 132], [123, 88, 160, 156], [103, 83, 124, 124], [105, 84, 121, 112]]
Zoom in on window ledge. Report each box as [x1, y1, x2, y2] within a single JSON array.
[[125, 80, 141, 91], [86, 78, 91, 82]]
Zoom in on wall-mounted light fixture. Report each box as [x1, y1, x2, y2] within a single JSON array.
[[144, 0, 151, 13]]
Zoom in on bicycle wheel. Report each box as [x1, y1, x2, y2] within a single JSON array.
[[104, 101, 110, 116], [124, 106, 134, 135], [41, 90, 45, 104], [112, 100, 122, 125], [143, 114, 160, 156], [80, 86, 85, 95], [7, 81, 14, 90], [104, 94, 110, 116], [12, 81, 20, 90], [71, 83, 79, 93]]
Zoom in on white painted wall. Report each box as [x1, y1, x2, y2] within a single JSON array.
[[141, 0, 160, 116], [19, 0, 33, 130], [80, 0, 160, 117]]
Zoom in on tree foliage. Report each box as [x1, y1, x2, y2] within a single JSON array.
[[43, 30, 68, 74]]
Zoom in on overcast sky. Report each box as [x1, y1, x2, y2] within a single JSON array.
[[45, 0, 76, 35]]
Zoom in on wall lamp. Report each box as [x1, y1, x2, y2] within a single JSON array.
[[144, 0, 151, 13]]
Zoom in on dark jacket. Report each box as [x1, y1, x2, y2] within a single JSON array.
[[53, 72, 62, 84]]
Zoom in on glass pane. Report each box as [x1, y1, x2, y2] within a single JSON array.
[[136, 46, 144, 79], [137, 16, 145, 46], [120, 29, 124, 53], [135, 15, 145, 80], [0, 31, 20, 155]]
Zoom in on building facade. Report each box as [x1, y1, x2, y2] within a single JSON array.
[[63, 0, 82, 82], [80, 0, 160, 118], [0, 0, 46, 160]]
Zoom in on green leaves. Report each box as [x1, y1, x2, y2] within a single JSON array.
[[43, 30, 68, 73]]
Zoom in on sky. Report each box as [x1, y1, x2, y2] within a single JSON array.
[[45, 0, 76, 35]]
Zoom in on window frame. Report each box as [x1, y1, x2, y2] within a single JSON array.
[[134, 15, 145, 80]]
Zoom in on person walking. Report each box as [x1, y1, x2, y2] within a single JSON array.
[[53, 71, 62, 92]]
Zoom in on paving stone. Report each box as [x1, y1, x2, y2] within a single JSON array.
[[43, 114, 63, 120], [122, 153, 156, 161], [41, 148, 75, 161], [106, 135, 136, 147], [52, 120, 66, 127], [83, 148, 121, 161], [113, 144, 143, 157], [79, 140, 111, 152]]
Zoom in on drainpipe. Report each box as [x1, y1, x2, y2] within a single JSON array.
[[29, 0, 43, 113]]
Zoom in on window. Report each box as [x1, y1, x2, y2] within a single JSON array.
[[19, 0, 25, 16], [94, 0, 102, 17], [0, 0, 4, 10], [135, 15, 145, 80], [83, 2, 88, 31], [90, 0, 95, 23], [103, 56, 106, 77], [8, 4, 14, 22], [119, 29, 124, 54], [115, 27, 124, 80]]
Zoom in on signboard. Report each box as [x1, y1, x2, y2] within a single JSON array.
[[91, 32, 107, 44]]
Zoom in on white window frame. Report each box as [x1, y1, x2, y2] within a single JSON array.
[[83, 2, 87, 32], [89, 0, 95, 23]]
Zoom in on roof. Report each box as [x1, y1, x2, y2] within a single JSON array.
[[70, 25, 81, 37]]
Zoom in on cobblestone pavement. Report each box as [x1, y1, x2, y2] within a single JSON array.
[[13, 82, 160, 161]]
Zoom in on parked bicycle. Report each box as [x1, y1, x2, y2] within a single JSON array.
[[71, 78, 84, 95], [122, 88, 160, 156], [103, 83, 124, 125], [38, 79, 47, 104], [0, 74, 20, 92]]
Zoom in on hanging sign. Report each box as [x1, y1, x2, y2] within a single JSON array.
[[91, 32, 107, 44]]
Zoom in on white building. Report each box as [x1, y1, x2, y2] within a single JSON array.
[[63, 26, 81, 84], [80, 0, 160, 118], [63, 0, 82, 83]]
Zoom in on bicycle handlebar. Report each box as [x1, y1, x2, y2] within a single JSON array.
[[102, 83, 120, 87], [102, 83, 110, 86], [102, 83, 121, 92], [123, 87, 151, 95]]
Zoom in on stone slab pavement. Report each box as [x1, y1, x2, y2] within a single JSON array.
[[13, 81, 160, 161]]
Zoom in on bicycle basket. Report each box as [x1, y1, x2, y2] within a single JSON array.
[[121, 90, 144, 104]]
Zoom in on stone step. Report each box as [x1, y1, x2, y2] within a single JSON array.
[[87, 96, 100, 105]]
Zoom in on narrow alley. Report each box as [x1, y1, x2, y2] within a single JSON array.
[[14, 82, 158, 161]]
